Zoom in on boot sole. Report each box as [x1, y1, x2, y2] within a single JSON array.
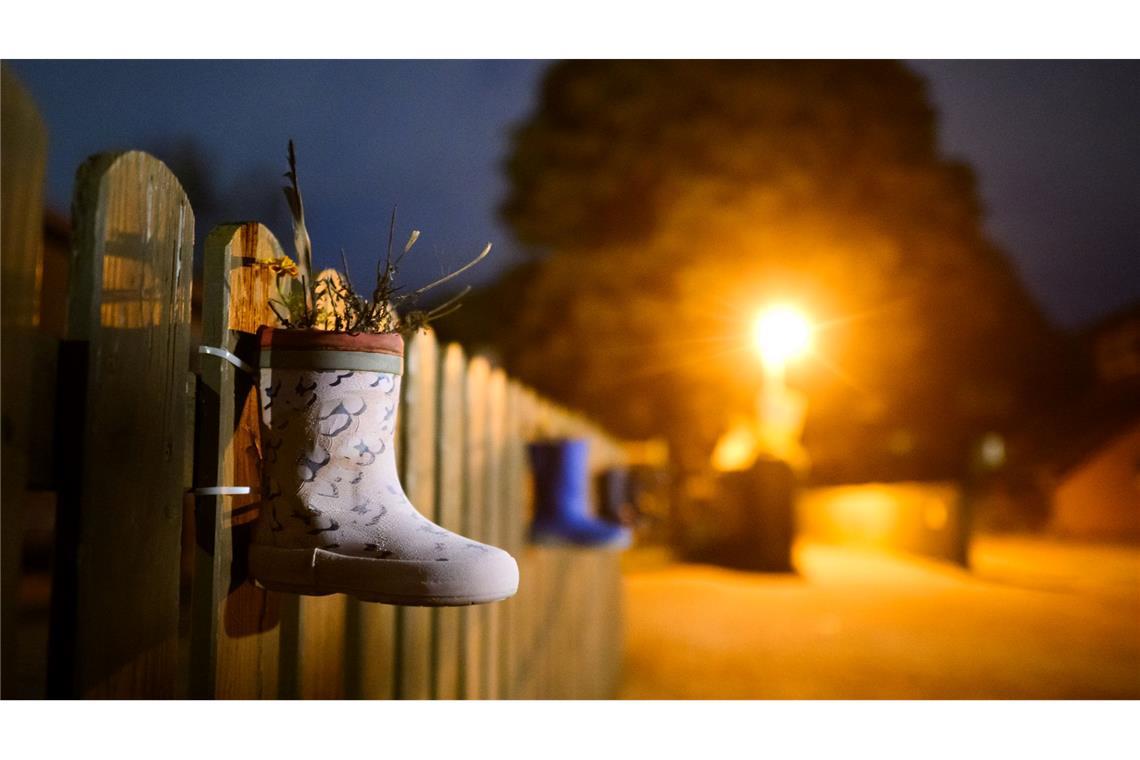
[[249, 545, 519, 607]]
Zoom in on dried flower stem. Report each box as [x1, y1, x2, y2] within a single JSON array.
[[271, 141, 490, 336]]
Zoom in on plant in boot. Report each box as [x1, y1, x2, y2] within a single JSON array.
[[248, 142, 518, 606], [528, 439, 632, 549], [266, 141, 489, 335]]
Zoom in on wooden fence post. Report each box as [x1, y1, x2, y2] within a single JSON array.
[[481, 368, 507, 698], [497, 381, 521, 698], [432, 342, 467, 699], [0, 65, 48, 698], [354, 591, 396, 698], [296, 594, 347, 699], [395, 329, 439, 699], [47, 151, 195, 698], [511, 387, 539, 699], [460, 356, 490, 698], [190, 222, 288, 698]]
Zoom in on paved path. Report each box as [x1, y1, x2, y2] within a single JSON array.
[[619, 539, 1140, 698]]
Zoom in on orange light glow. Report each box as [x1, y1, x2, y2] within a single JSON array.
[[711, 419, 760, 472], [753, 304, 813, 370]]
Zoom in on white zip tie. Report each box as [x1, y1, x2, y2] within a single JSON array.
[[198, 344, 256, 377], [193, 344, 256, 497], [191, 486, 253, 496]]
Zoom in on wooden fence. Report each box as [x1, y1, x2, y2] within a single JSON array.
[[1, 72, 627, 699]]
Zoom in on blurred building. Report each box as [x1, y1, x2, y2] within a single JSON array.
[[1042, 302, 1140, 541]]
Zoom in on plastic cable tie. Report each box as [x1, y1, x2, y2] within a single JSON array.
[[191, 485, 253, 496], [198, 344, 257, 377]]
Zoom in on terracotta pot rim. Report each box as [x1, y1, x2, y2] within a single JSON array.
[[257, 326, 404, 356]]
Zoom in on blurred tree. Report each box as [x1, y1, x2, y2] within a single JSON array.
[[439, 61, 1076, 481]]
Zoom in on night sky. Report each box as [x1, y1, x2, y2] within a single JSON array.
[[9, 59, 1138, 330]]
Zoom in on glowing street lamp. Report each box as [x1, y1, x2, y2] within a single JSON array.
[[712, 303, 816, 472], [750, 303, 813, 471], [752, 304, 813, 377]]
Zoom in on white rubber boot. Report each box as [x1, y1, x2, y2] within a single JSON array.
[[248, 327, 519, 606]]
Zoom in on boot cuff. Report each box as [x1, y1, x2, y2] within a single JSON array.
[[258, 327, 404, 356], [258, 327, 404, 374]]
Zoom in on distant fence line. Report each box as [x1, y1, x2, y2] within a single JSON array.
[[1, 72, 627, 699]]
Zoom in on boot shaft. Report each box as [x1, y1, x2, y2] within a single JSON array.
[[527, 438, 592, 523], [255, 328, 406, 546], [259, 367, 403, 486]]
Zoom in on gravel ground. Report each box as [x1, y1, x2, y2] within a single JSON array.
[[619, 538, 1140, 699]]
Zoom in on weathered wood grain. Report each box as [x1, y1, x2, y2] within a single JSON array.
[[0, 65, 48, 699], [511, 388, 539, 699], [481, 368, 507, 699], [297, 594, 346, 699], [191, 222, 286, 699], [48, 151, 194, 698], [496, 382, 521, 698], [432, 342, 467, 699], [460, 356, 490, 698], [512, 391, 542, 699], [357, 600, 396, 699], [530, 400, 557, 699], [394, 329, 438, 699], [275, 592, 300, 698]]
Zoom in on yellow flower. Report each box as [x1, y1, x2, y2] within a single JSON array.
[[276, 255, 300, 277], [254, 256, 300, 278]]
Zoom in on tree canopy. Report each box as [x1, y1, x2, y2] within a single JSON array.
[[439, 60, 1073, 481]]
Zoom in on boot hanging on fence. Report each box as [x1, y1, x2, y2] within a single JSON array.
[[528, 439, 631, 549], [597, 466, 636, 525], [249, 327, 519, 606]]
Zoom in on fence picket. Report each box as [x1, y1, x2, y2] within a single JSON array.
[[395, 330, 439, 699], [461, 356, 490, 698], [357, 600, 397, 698], [48, 151, 194, 698], [432, 342, 467, 698], [497, 381, 522, 698], [0, 66, 48, 699], [512, 388, 540, 699], [192, 222, 286, 699], [297, 595, 347, 698], [481, 368, 507, 698]]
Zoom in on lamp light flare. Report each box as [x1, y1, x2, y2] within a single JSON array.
[[753, 304, 813, 370]]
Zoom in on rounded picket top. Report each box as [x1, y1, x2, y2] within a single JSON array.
[[57, 147, 196, 698]]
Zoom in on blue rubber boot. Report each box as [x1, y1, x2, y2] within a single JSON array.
[[527, 439, 631, 549]]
